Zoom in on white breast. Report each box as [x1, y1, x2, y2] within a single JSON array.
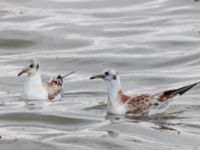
[[107, 101, 127, 115], [23, 73, 48, 100], [24, 84, 48, 100]]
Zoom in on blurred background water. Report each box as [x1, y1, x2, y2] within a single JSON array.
[[0, 0, 200, 149]]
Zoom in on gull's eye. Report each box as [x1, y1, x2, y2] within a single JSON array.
[[29, 64, 34, 68], [105, 72, 109, 76]]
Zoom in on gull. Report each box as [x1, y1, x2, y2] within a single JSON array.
[[90, 69, 199, 116], [17, 58, 74, 101]]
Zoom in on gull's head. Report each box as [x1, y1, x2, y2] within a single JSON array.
[[17, 58, 40, 77], [90, 69, 119, 83]]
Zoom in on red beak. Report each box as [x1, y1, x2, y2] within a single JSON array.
[[17, 68, 28, 76], [90, 74, 105, 80]]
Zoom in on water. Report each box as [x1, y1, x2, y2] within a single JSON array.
[[0, 0, 200, 149]]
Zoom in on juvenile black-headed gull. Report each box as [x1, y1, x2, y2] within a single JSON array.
[[18, 58, 74, 101], [90, 69, 199, 116]]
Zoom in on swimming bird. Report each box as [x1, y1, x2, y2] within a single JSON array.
[[18, 58, 74, 101], [90, 69, 199, 116]]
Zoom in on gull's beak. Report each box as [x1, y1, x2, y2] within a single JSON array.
[[90, 74, 105, 80], [17, 68, 29, 76]]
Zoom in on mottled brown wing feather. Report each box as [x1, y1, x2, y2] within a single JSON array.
[[117, 90, 131, 104], [44, 80, 62, 100], [48, 89, 62, 100], [126, 94, 152, 114]]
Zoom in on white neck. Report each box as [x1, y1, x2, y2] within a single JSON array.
[[105, 77, 121, 103], [21, 69, 48, 100], [24, 71, 44, 98], [26, 71, 43, 86]]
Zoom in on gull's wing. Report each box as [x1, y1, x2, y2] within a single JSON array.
[[44, 77, 63, 100], [125, 94, 152, 114], [125, 82, 199, 115]]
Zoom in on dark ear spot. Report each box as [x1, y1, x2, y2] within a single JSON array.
[[113, 75, 116, 80], [36, 64, 39, 70]]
